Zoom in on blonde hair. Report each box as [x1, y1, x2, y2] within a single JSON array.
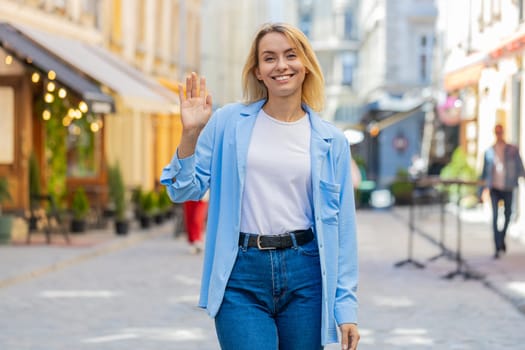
[[241, 23, 325, 112]]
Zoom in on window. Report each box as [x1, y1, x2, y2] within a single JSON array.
[[0, 87, 15, 164], [298, 0, 313, 38], [66, 115, 103, 178], [299, 12, 312, 38], [136, 0, 146, 52], [344, 8, 354, 40], [80, 0, 101, 29], [342, 52, 355, 86], [418, 34, 433, 83]]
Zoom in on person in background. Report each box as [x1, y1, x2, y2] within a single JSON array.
[[480, 124, 525, 259], [160, 22, 359, 349], [183, 195, 208, 254]]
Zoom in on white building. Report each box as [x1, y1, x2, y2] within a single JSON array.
[[354, 0, 438, 186], [200, 0, 297, 106], [437, 0, 525, 242]]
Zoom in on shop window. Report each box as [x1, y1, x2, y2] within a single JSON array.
[[66, 115, 103, 178], [0, 87, 15, 164], [37, 81, 104, 198]]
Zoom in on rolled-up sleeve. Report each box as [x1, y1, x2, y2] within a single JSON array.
[[159, 109, 218, 203], [160, 152, 196, 188]]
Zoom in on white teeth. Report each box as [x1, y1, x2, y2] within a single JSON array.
[[275, 75, 290, 81]]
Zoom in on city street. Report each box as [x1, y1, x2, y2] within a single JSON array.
[[0, 208, 524, 350]]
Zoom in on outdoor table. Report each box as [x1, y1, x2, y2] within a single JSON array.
[[395, 176, 485, 280]]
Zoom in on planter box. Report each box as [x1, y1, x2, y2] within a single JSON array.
[[70, 219, 86, 233], [115, 220, 129, 235], [0, 215, 14, 244]]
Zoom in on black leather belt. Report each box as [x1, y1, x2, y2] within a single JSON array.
[[239, 228, 314, 250]]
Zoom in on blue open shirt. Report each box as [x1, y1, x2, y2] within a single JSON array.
[[160, 100, 358, 345]]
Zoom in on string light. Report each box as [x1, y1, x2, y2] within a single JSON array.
[[58, 88, 67, 98], [48, 70, 56, 80], [47, 81, 56, 92], [62, 116, 72, 127], [4, 55, 13, 65], [31, 72, 40, 83], [44, 93, 54, 103], [42, 110, 51, 121], [78, 101, 88, 113], [90, 122, 100, 133]]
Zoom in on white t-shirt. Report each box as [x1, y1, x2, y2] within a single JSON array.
[[240, 109, 313, 235]]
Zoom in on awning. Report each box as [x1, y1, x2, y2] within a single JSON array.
[[444, 63, 484, 92], [490, 25, 525, 59], [0, 22, 114, 113], [14, 23, 179, 114]]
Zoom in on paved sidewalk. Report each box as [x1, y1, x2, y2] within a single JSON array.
[[388, 203, 525, 314], [0, 220, 175, 288], [2, 205, 524, 315]]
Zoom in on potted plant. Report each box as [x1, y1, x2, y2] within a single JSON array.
[[70, 187, 90, 233], [390, 168, 414, 205], [0, 177, 13, 244], [107, 163, 129, 235], [157, 189, 173, 219], [138, 190, 156, 229], [28, 152, 41, 231], [153, 190, 166, 224]]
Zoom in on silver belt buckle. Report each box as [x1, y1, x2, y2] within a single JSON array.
[[256, 235, 276, 250]]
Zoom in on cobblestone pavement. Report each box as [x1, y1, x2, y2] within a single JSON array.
[[0, 208, 524, 350]]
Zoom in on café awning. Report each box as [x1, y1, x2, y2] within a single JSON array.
[[0, 22, 114, 113], [14, 23, 179, 114]]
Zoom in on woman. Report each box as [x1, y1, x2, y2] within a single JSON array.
[[161, 23, 359, 350]]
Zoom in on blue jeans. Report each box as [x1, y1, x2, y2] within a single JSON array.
[[215, 236, 323, 350], [489, 188, 513, 251]]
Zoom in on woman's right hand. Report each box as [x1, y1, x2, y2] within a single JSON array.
[[177, 72, 213, 158], [178, 72, 213, 133]]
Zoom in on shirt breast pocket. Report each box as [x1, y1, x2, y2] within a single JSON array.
[[320, 180, 341, 225]]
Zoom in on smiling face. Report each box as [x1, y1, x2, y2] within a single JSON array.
[[254, 32, 307, 102]]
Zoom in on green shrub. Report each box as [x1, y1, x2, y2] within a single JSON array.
[[440, 147, 478, 204], [0, 177, 12, 215], [71, 187, 90, 220], [107, 163, 126, 220]]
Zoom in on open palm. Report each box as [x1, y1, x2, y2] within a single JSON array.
[[179, 72, 213, 131]]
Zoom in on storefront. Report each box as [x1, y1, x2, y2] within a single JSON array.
[[0, 22, 114, 213], [443, 56, 484, 170], [13, 23, 180, 194], [1, 21, 180, 220], [485, 30, 525, 240]]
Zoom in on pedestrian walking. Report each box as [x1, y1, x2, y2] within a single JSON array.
[[182, 197, 207, 254], [480, 124, 525, 259], [160, 22, 359, 350]]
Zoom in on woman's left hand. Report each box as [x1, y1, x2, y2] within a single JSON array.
[[340, 323, 359, 350]]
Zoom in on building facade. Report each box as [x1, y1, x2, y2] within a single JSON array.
[[200, 0, 297, 106], [437, 0, 525, 241], [355, 0, 438, 186], [0, 0, 201, 217]]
